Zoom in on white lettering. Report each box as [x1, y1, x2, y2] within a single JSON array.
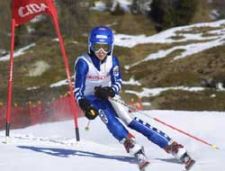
[[18, 7, 29, 17], [18, 3, 48, 18], [87, 75, 107, 80], [27, 5, 34, 14]]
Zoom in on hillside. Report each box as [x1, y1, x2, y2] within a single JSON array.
[[0, 0, 225, 111]]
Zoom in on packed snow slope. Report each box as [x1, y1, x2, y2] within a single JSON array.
[[0, 110, 225, 171]]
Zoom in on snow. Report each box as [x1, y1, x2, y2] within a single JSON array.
[[26, 86, 40, 91], [90, 1, 107, 12], [122, 77, 141, 86], [0, 43, 36, 62], [117, 0, 132, 6], [52, 38, 59, 42], [173, 37, 225, 60], [1, 110, 225, 171], [113, 0, 132, 11], [115, 19, 225, 48], [139, 37, 223, 62], [50, 79, 69, 88], [128, 36, 225, 67], [90, 0, 132, 12], [114, 19, 225, 68], [49, 76, 74, 88], [50, 80, 67, 87], [210, 9, 220, 20], [27, 61, 50, 77]]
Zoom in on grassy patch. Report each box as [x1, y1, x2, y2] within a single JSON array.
[[170, 35, 186, 40], [191, 0, 212, 23], [88, 11, 156, 35], [167, 49, 185, 59], [151, 90, 225, 111], [127, 44, 225, 89]]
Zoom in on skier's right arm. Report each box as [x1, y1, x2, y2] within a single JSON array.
[[74, 58, 88, 102], [74, 58, 98, 120]]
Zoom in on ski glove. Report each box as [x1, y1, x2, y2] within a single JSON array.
[[79, 98, 99, 120], [95, 86, 115, 99]]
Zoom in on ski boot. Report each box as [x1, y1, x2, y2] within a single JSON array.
[[165, 141, 195, 170], [123, 137, 150, 171], [135, 147, 150, 171]]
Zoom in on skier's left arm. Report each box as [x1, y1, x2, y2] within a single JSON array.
[[110, 56, 122, 95], [95, 56, 122, 99]]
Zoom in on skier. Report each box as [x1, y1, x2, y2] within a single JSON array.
[[74, 26, 195, 170]]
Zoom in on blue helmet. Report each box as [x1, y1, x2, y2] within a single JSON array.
[[88, 26, 114, 55]]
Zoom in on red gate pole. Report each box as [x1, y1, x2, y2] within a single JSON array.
[[5, 19, 16, 137], [51, 16, 80, 141]]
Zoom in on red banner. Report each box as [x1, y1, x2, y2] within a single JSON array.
[[12, 0, 57, 26]]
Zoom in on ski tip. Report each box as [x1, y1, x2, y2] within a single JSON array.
[[185, 159, 196, 171], [139, 161, 150, 171]]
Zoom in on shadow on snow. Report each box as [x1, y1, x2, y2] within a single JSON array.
[[155, 157, 181, 164], [17, 145, 136, 164]]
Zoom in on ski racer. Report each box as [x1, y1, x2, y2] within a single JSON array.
[[74, 26, 195, 170]]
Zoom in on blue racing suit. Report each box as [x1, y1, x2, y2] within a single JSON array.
[[74, 53, 172, 148]]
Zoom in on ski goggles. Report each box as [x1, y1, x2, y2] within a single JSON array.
[[93, 43, 111, 53]]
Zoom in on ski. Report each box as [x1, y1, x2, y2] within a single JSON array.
[[181, 153, 196, 171], [138, 159, 150, 171], [184, 158, 196, 171]]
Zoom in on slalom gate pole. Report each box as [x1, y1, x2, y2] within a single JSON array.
[[52, 16, 80, 141], [110, 98, 219, 150], [5, 19, 16, 138]]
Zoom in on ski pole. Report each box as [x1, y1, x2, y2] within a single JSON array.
[[110, 98, 219, 150], [84, 110, 96, 131], [85, 120, 91, 131], [149, 116, 219, 150]]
